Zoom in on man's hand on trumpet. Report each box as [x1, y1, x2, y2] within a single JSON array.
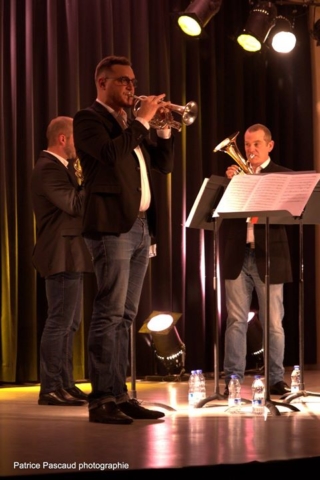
[[133, 94, 171, 127]]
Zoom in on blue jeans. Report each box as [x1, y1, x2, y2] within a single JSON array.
[[84, 217, 150, 405], [40, 272, 83, 393], [223, 247, 285, 386]]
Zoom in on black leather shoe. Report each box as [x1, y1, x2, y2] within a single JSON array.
[[38, 388, 86, 406], [65, 386, 88, 401], [270, 381, 290, 395], [89, 402, 133, 424], [118, 399, 165, 419]]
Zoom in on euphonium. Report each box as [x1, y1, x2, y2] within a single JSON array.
[[213, 131, 253, 175], [128, 93, 198, 132]]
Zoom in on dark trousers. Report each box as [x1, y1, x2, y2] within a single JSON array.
[[84, 217, 150, 405], [40, 272, 83, 393]]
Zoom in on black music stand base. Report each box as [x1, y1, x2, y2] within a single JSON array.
[[195, 393, 251, 409], [281, 388, 320, 404], [194, 393, 227, 408], [195, 397, 299, 414], [267, 398, 299, 414], [137, 400, 177, 412]]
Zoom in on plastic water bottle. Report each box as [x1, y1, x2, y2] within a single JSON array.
[[188, 370, 196, 406], [193, 370, 201, 405], [198, 369, 207, 401], [252, 375, 265, 415], [228, 375, 241, 409], [291, 365, 301, 393]]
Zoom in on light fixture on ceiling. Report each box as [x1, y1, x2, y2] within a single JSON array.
[[270, 15, 296, 53], [139, 311, 186, 378], [237, 1, 277, 52], [177, 0, 222, 37]]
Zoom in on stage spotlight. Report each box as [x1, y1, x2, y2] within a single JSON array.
[[139, 311, 186, 377], [177, 0, 222, 37], [237, 1, 277, 52], [270, 16, 296, 53]]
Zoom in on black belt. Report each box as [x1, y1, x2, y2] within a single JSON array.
[[137, 211, 147, 219], [246, 242, 255, 249]]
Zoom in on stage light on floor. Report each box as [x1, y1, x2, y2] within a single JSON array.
[[139, 311, 186, 380]]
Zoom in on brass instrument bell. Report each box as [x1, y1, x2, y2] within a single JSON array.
[[213, 131, 253, 175]]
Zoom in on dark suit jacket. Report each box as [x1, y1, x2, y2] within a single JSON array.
[[31, 151, 93, 277], [73, 101, 174, 238], [222, 160, 293, 284]]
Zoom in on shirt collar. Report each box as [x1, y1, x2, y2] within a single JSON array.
[[96, 98, 127, 123], [44, 150, 68, 168], [249, 157, 271, 173]]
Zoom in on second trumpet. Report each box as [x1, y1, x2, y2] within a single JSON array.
[[128, 93, 198, 132]]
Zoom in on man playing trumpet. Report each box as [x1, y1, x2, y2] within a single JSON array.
[[73, 55, 174, 424]]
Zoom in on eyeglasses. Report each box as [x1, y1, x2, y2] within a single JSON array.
[[104, 76, 138, 88]]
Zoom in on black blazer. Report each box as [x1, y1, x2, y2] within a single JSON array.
[[73, 101, 174, 238], [221, 160, 293, 284], [31, 151, 93, 277]]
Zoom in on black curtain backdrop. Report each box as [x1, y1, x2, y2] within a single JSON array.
[[0, 0, 316, 383]]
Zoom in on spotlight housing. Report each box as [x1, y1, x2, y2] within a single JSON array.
[[139, 311, 186, 376], [237, 1, 277, 52], [177, 0, 222, 37], [270, 16, 296, 53]]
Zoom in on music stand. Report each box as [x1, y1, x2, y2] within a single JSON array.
[[186, 175, 251, 408], [268, 181, 320, 404], [217, 210, 298, 415], [212, 171, 320, 415]]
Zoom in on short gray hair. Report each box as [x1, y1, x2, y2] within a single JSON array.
[[46, 116, 73, 146]]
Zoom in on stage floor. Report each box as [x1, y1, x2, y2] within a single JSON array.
[[2, 368, 320, 477]]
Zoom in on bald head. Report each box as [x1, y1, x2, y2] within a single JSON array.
[[46, 116, 73, 148], [46, 116, 76, 160]]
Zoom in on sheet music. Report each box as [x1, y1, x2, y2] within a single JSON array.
[[185, 178, 209, 227], [214, 172, 320, 218]]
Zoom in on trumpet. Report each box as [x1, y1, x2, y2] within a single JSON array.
[[213, 131, 254, 175], [128, 93, 198, 132]]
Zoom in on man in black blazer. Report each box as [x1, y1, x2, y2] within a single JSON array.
[[73, 56, 174, 424], [31, 116, 93, 406], [222, 124, 292, 396]]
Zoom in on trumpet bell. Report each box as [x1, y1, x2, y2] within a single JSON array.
[[171, 101, 198, 126], [214, 131, 253, 175]]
